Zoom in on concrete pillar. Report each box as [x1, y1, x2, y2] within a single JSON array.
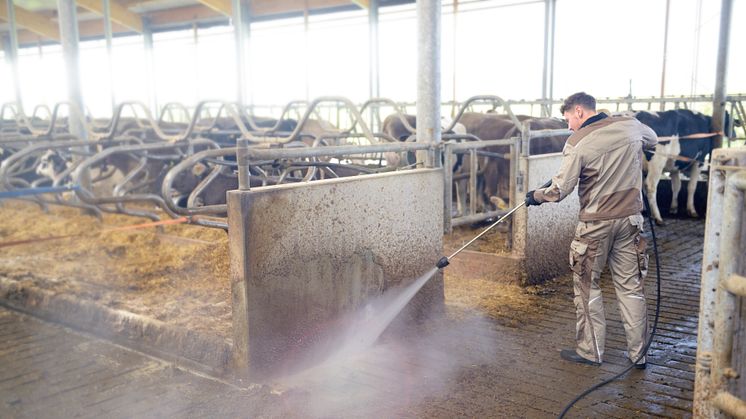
[[56, 0, 87, 140], [103, 0, 116, 114], [540, 0, 556, 117], [142, 19, 158, 117], [712, 0, 732, 149], [232, 0, 252, 106], [4, 0, 23, 111], [416, 0, 441, 168]]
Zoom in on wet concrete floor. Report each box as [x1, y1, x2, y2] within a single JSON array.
[[0, 217, 701, 418]]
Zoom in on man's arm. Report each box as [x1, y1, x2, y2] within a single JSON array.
[[640, 123, 658, 151], [532, 144, 582, 204]]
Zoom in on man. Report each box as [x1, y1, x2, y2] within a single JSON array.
[[525, 92, 657, 369]]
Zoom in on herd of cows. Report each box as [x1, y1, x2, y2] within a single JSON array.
[[0, 101, 740, 230]]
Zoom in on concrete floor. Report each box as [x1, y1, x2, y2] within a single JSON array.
[[0, 217, 702, 418]]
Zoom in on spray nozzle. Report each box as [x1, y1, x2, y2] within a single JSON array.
[[436, 256, 450, 269]]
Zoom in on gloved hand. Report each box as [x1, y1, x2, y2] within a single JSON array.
[[525, 190, 541, 206]]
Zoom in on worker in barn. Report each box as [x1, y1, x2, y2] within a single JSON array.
[[524, 92, 657, 369]]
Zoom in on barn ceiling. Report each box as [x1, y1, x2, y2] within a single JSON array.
[[0, 0, 412, 48]]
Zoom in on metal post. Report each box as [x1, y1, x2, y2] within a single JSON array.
[[712, 0, 733, 149], [303, 4, 310, 102], [56, 0, 86, 141], [232, 0, 252, 106], [416, 0, 441, 168], [547, 0, 556, 115], [443, 142, 453, 233], [193, 23, 200, 106], [236, 138, 251, 190], [368, 0, 380, 132], [369, 0, 380, 100], [103, 0, 116, 114], [541, 0, 555, 117], [142, 19, 158, 116], [659, 0, 670, 111], [689, 0, 703, 107], [5, 0, 23, 111], [450, 0, 458, 118]]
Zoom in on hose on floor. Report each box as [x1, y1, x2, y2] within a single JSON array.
[[557, 192, 662, 419]]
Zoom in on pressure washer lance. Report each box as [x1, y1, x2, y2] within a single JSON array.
[[436, 179, 552, 270], [436, 200, 526, 270]]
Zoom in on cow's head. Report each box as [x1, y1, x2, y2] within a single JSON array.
[[36, 149, 70, 181]]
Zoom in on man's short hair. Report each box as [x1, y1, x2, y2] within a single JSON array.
[[560, 92, 596, 114]]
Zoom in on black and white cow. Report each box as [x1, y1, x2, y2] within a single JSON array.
[[638, 109, 737, 225]]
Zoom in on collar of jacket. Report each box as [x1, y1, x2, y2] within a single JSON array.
[[580, 112, 608, 129]]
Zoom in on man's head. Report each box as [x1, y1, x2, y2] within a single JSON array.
[[560, 92, 597, 131]]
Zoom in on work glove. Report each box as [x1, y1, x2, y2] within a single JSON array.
[[525, 190, 541, 206]]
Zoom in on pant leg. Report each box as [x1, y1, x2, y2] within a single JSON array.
[[571, 221, 613, 363], [607, 214, 649, 363]]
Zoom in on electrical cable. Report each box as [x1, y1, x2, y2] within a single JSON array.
[[557, 192, 662, 418]]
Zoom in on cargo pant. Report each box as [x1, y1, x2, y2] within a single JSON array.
[[569, 213, 649, 364]]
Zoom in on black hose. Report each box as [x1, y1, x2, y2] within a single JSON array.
[[557, 192, 662, 418]]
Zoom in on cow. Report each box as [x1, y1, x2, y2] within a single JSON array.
[[380, 114, 467, 167], [636, 109, 738, 225], [459, 113, 569, 211], [380, 114, 474, 215]]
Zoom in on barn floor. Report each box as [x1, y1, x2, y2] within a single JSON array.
[[0, 215, 701, 418]]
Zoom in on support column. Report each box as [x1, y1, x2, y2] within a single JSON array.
[[416, 0, 441, 168], [303, 5, 310, 102], [540, 0, 556, 117], [659, 0, 671, 111], [368, 0, 380, 100], [450, 0, 457, 118], [142, 19, 158, 117], [368, 0, 380, 131], [232, 0, 252, 106], [103, 0, 116, 114], [56, 0, 86, 140], [712, 0, 733, 149], [5, 0, 23, 111]]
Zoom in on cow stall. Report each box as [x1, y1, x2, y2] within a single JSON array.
[[228, 164, 445, 376], [0, 95, 581, 380]]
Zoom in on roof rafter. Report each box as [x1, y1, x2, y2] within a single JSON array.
[[76, 0, 143, 33], [0, 0, 60, 41], [196, 0, 232, 17]]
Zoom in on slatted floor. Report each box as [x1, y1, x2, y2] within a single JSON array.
[[0, 217, 703, 418]]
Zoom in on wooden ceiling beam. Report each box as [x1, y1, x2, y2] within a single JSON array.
[[76, 0, 143, 32], [145, 5, 223, 28], [252, 0, 353, 16], [0, 0, 60, 42], [196, 0, 232, 17], [14, 20, 129, 46], [350, 0, 369, 9]]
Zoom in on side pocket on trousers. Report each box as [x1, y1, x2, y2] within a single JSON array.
[[569, 240, 589, 276], [635, 235, 649, 279]]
